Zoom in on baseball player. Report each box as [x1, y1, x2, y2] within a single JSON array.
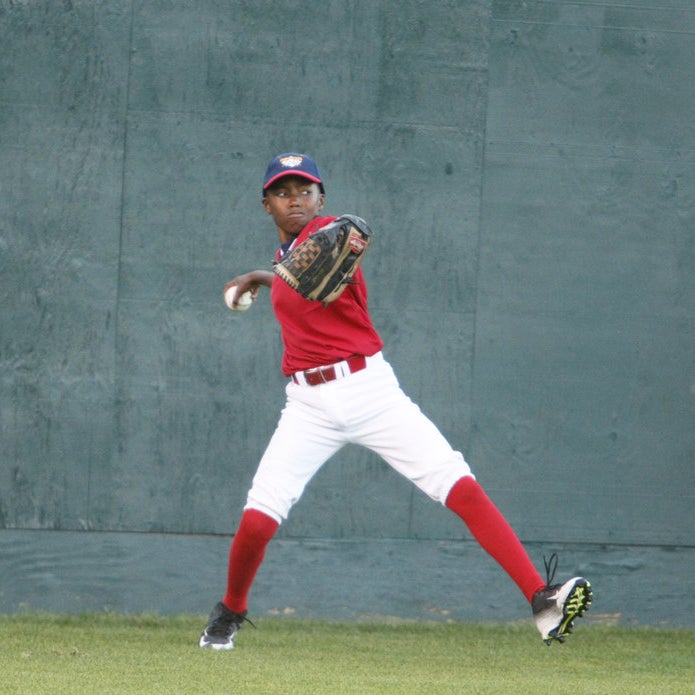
[[199, 153, 591, 650]]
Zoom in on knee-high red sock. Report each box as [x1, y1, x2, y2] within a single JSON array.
[[222, 509, 279, 614], [446, 476, 545, 602]]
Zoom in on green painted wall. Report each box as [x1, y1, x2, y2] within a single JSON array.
[[1, 1, 693, 620]]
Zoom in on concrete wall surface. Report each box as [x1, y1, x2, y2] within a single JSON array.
[[1, 529, 692, 629], [1, 1, 693, 624]]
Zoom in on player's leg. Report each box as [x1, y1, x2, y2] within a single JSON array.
[[345, 355, 590, 642], [220, 389, 345, 614], [339, 359, 534, 581], [200, 383, 345, 649]]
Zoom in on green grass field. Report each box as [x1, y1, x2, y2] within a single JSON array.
[[2, 613, 693, 694]]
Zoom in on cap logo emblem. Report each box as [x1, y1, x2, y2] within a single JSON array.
[[279, 155, 303, 168]]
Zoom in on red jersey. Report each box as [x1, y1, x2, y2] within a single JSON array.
[[270, 215, 384, 376]]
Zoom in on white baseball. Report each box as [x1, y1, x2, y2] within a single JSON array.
[[224, 284, 254, 311]]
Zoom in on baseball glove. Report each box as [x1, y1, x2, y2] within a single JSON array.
[[273, 214, 372, 304]]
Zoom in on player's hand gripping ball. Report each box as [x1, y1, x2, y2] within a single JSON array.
[[224, 284, 254, 312]]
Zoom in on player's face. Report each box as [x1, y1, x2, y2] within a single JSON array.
[[263, 176, 325, 241]]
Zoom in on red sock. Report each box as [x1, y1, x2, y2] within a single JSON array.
[[445, 476, 545, 602], [222, 508, 279, 614]]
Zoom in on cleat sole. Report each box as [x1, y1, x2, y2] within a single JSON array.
[[555, 580, 592, 641]]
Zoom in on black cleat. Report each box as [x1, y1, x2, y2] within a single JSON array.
[[199, 602, 248, 651]]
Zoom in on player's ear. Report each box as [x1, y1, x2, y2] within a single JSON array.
[[317, 193, 325, 210]]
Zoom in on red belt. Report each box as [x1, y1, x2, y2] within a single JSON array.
[[292, 355, 367, 386]]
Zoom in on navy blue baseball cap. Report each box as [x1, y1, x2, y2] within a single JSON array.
[[263, 153, 324, 193]]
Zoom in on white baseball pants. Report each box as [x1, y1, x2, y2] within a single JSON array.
[[245, 352, 473, 524]]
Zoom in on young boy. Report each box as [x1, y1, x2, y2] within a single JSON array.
[[199, 152, 591, 650]]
